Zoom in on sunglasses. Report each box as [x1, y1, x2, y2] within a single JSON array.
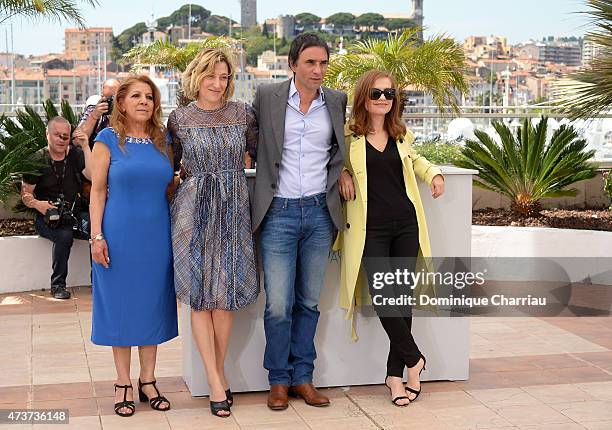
[[52, 132, 70, 141], [369, 88, 396, 100]]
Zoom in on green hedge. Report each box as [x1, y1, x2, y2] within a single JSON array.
[[413, 141, 464, 165]]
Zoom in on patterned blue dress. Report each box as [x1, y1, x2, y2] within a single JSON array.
[[168, 101, 259, 311], [91, 128, 178, 346]]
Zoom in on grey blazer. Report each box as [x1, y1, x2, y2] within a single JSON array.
[[250, 79, 348, 233]]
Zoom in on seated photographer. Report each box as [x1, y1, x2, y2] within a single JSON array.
[[77, 78, 120, 149], [20, 116, 92, 299]]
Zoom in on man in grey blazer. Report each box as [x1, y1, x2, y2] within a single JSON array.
[[251, 33, 348, 410]]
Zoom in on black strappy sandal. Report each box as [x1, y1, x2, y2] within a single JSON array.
[[384, 377, 410, 407], [114, 384, 135, 417], [210, 398, 231, 418], [138, 379, 171, 411], [406, 356, 427, 402], [225, 388, 233, 406]]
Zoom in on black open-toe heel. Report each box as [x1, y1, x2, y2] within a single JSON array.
[[384, 376, 410, 407], [406, 356, 426, 402], [210, 398, 231, 418], [138, 379, 171, 411], [114, 384, 135, 417], [225, 388, 233, 406]]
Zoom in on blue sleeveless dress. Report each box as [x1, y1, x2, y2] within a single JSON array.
[[91, 128, 178, 346]]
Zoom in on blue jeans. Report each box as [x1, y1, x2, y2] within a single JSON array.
[[259, 192, 333, 386]]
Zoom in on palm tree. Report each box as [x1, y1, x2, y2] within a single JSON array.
[[554, 0, 612, 119], [0, 0, 98, 27], [324, 28, 468, 113], [121, 37, 240, 72], [454, 117, 597, 216], [0, 99, 78, 208]]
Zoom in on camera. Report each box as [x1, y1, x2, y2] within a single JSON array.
[[44, 198, 75, 229], [105, 96, 113, 115]]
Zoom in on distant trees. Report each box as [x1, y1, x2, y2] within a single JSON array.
[[385, 18, 416, 31], [295, 12, 320, 26], [317, 12, 415, 32], [156, 4, 211, 29], [354, 13, 385, 30], [326, 12, 355, 27], [113, 4, 234, 59]]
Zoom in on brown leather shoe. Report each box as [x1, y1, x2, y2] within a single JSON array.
[[288, 382, 330, 407], [267, 384, 289, 410]]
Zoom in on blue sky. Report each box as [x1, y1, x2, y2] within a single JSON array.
[[4, 0, 591, 56]]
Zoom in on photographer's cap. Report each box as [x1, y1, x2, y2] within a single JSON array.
[[85, 94, 102, 107]]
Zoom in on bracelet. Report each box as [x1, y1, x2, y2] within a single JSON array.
[[88, 233, 104, 244]]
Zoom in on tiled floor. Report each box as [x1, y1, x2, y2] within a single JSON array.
[[1, 287, 611, 429]]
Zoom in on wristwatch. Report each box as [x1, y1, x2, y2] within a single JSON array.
[[89, 233, 104, 244]]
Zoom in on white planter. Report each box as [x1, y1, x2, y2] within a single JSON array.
[[472, 225, 612, 284], [0, 236, 91, 294]]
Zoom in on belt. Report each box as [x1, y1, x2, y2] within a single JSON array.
[[186, 169, 242, 202]]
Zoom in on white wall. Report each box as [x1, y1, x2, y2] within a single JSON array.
[[472, 225, 612, 285], [472, 171, 610, 210], [0, 236, 90, 294]]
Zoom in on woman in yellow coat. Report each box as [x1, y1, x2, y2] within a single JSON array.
[[336, 69, 445, 407]]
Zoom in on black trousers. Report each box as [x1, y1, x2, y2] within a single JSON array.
[[362, 218, 422, 377], [35, 216, 74, 289]]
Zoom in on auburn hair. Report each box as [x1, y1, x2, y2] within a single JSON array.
[[349, 69, 406, 140], [108, 75, 169, 158]]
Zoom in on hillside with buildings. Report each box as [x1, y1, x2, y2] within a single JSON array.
[[0, 1, 594, 109]]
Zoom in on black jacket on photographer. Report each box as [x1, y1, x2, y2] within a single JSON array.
[[23, 146, 86, 214]]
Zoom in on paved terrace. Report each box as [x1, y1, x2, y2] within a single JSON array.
[[1, 287, 611, 429]]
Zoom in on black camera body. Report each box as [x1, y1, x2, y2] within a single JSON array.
[[44, 198, 75, 229], [105, 96, 113, 115]]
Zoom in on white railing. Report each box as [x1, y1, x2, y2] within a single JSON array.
[[1, 103, 610, 160]]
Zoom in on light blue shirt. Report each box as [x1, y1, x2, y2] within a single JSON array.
[[276, 79, 333, 198]]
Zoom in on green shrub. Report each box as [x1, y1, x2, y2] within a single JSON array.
[[603, 170, 612, 211], [413, 141, 464, 165], [454, 117, 597, 216]]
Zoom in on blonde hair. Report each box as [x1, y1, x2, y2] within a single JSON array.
[[108, 74, 169, 158], [181, 48, 235, 102]]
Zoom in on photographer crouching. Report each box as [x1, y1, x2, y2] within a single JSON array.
[[20, 116, 92, 299]]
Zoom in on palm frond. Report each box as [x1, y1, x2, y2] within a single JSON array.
[[324, 28, 468, 114], [456, 117, 597, 215], [121, 36, 240, 72], [0, 99, 78, 206], [554, 0, 612, 119], [0, 0, 98, 27]]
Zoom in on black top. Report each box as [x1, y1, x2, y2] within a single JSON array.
[[366, 136, 417, 224], [23, 146, 85, 206]]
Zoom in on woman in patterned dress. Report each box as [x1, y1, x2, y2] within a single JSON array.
[[168, 48, 259, 418]]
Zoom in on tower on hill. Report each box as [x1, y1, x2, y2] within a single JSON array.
[[411, 0, 424, 40], [241, 0, 257, 28]]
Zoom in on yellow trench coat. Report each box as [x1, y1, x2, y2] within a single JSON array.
[[333, 124, 443, 340]]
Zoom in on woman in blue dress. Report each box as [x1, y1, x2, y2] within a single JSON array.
[[89, 75, 178, 417]]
